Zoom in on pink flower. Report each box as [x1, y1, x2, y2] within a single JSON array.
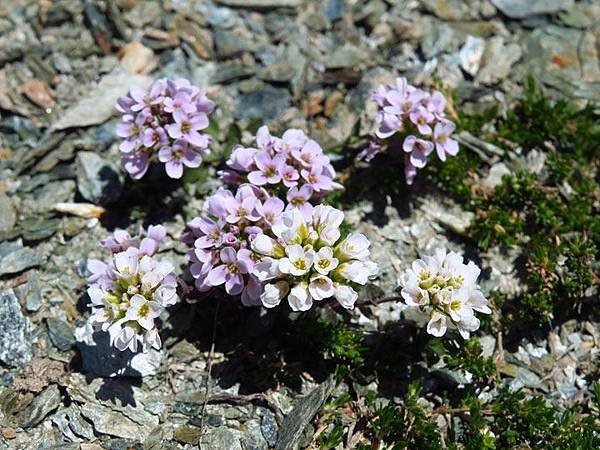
[[247, 152, 285, 185], [433, 122, 459, 162], [206, 248, 253, 295], [409, 107, 435, 135], [158, 140, 203, 179], [286, 185, 313, 220], [257, 197, 285, 226], [165, 113, 210, 148], [403, 136, 434, 169]]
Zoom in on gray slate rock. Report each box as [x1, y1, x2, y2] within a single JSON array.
[[275, 375, 335, 450], [47, 318, 75, 351], [0, 289, 32, 367], [76, 151, 123, 205], [0, 192, 16, 232], [15, 272, 43, 312], [491, 0, 573, 19], [199, 427, 242, 450], [0, 240, 45, 276], [18, 384, 62, 428], [237, 86, 291, 120], [215, 0, 301, 8], [51, 69, 152, 131], [79, 403, 147, 440], [75, 323, 162, 377]]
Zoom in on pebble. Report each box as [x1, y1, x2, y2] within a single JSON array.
[[0, 192, 17, 232], [76, 151, 123, 205], [491, 0, 573, 19], [47, 318, 75, 352], [50, 69, 152, 131], [0, 290, 33, 368]]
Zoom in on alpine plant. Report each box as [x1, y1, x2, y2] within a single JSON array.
[[182, 184, 284, 306], [116, 78, 215, 179], [398, 249, 491, 338], [365, 77, 458, 185], [86, 225, 178, 352], [218, 126, 341, 215], [251, 206, 379, 311]]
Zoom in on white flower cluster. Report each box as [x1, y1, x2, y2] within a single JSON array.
[[250, 206, 378, 311], [398, 249, 491, 338], [87, 246, 178, 352]]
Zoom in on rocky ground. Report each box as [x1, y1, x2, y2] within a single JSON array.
[[0, 0, 599, 449]]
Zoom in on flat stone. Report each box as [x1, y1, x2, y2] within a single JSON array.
[[75, 323, 162, 378], [0, 241, 45, 276], [237, 86, 291, 120], [17, 384, 61, 428], [76, 151, 123, 205], [50, 69, 152, 131], [215, 0, 301, 8], [47, 318, 75, 352], [459, 35, 485, 76], [0, 193, 16, 232], [199, 427, 242, 450], [119, 42, 157, 74], [173, 425, 202, 445], [0, 290, 32, 367], [15, 272, 43, 312], [476, 36, 522, 85], [79, 403, 145, 440], [491, 0, 573, 19], [275, 375, 335, 450]]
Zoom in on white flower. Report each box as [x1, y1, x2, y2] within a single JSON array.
[[288, 282, 313, 311], [272, 208, 306, 244], [125, 294, 161, 330], [337, 261, 371, 285], [336, 233, 370, 260], [87, 286, 108, 307], [253, 257, 281, 281], [260, 281, 289, 308], [114, 249, 139, 279], [252, 234, 284, 257], [308, 275, 334, 300], [400, 283, 429, 307], [109, 320, 138, 352], [313, 247, 339, 275], [427, 311, 447, 337], [312, 205, 344, 232], [333, 283, 358, 309], [143, 328, 161, 351], [153, 284, 178, 306], [278, 244, 314, 276], [467, 289, 492, 314], [399, 249, 491, 339]]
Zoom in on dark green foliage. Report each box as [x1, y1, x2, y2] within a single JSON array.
[[298, 318, 366, 369], [428, 79, 599, 324], [459, 388, 600, 449], [445, 339, 495, 382], [496, 77, 600, 162]]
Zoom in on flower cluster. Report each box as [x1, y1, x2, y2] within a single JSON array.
[[183, 184, 285, 305], [86, 225, 178, 352], [218, 126, 341, 215], [398, 249, 491, 339], [369, 77, 458, 184], [250, 206, 378, 311], [116, 78, 215, 179]]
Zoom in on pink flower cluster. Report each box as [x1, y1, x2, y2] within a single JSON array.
[[369, 77, 459, 184], [86, 225, 178, 352], [183, 184, 285, 305], [116, 78, 215, 179], [218, 126, 341, 211]]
